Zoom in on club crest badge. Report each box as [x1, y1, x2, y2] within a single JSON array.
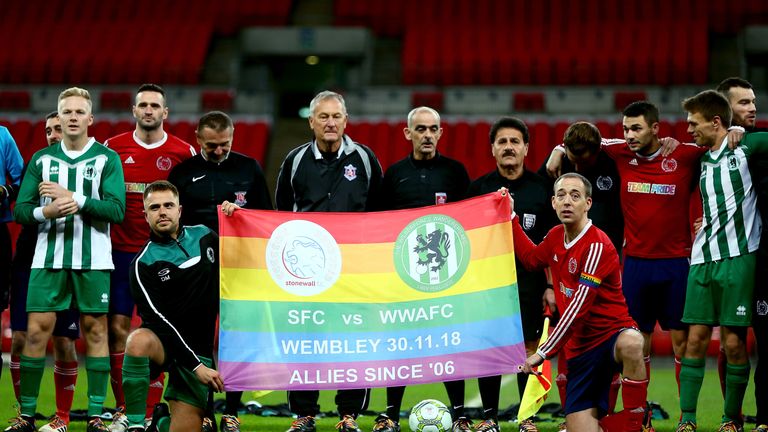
[[522, 213, 536, 230], [661, 158, 678, 173], [234, 191, 247, 207], [343, 164, 357, 181], [156, 156, 172, 171], [568, 257, 578, 274]]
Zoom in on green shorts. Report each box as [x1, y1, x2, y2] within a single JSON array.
[[683, 253, 755, 327], [27, 269, 111, 314], [164, 356, 214, 410]]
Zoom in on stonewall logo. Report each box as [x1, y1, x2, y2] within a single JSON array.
[[393, 214, 470, 292], [266, 220, 341, 296]]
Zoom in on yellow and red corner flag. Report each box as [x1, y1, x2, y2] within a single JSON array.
[[517, 312, 552, 422]]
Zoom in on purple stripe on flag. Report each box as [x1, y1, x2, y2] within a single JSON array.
[[220, 344, 527, 391]]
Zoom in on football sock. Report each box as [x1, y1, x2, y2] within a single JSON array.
[[478, 375, 501, 421], [225, 391, 243, 417], [718, 347, 727, 397], [607, 372, 621, 413], [122, 355, 150, 426], [644, 355, 651, 382], [110, 351, 126, 408], [516, 372, 527, 401], [443, 380, 465, 418], [54, 360, 78, 423], [679, 357, 705, 424], [146, 372, 165, 419], [86, 356, 111, 417], [723, 363, 750, 424], [386, 386, 406, 421], [674, 356, 682, 394], [556, 373, 568, 408], [621, 377, 649, 431], [19, 355, 45, 417], [10, 354, 21, 402]]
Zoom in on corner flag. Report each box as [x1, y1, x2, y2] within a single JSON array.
[[517, 315, 552, 422]]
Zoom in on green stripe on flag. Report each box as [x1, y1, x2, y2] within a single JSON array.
[[220, 284, 519, 334]]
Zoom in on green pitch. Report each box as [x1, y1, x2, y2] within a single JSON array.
[[0, 360, 758, 431]]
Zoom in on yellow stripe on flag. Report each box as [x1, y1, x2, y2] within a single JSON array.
[[221, 253, 517, 302], [517, 317, 552, 422]]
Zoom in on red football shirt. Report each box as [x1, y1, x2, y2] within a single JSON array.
[[602, 139, 705, 258], [105, 131, 196, 252], [513, 217, 636, 359]]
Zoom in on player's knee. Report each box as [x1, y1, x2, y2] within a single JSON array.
[[125, 329, 158, 356], [53, 336, 78, 362], [617, 329, 644, 361], [10, 331, 27, 355]]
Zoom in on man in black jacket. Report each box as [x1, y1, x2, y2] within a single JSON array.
[[276, 91, 383, 432], [168, 111, 272, 230], [167, 110, 272, 432], [121, 180, 222, 431]]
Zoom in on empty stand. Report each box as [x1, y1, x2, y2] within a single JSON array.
[[0, 91, 31, 111], [100, 91, 133, 112], [202, 90, 235, 112]]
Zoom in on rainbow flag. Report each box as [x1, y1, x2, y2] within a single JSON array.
[[218, 192, 526, 390]]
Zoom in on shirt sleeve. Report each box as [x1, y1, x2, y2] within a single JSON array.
[[511, 215, 550, 272], [80, 151, 126, 223], [537, 241, 609, 359], [13, 155, 44, 225], [275, 152, 296, 211], [245, 160, 273, 210], [130, 256, 204, 371]]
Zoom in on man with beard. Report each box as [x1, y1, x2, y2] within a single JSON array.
[[466, 117, 557, 432], [716, 77, 768, 432], [104, 84, 196, 431]]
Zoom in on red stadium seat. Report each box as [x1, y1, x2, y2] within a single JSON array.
[[513, 93, 545, 112], [614, 91, 648, 112], [100, 91, 133, 112], [411, 92, 444, 112], [201, 90, 235, 112], [0, 91, 31, 111]]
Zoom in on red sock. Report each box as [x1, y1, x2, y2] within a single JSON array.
[[54, 360, 78, 424], [599, 412, 626, 432], [644, 356, 651, 382], [607, 372, 621, 413], [718, 347, 727, 397], [556, 373, 568, 408], [621, 377, 649, 431], [110, 352, 126, 408], [674, 356, 682, 394], [146, 372, 166, 418], [556, 355, 568, 408], [10, 355, 21, 402]]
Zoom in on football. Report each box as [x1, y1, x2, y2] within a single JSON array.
[[408, 399, 453, 432]]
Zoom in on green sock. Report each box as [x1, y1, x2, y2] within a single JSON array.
[[19, 355, 46, 418], [122, 355, 151, 426], [86, 356, 111, 417], [723, 362, 750, 423], [679, 357, 706, 424]]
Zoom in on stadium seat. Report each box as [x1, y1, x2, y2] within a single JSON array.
[[513, 93, 545, 112], [0, 91, 31, 111], [614, 91, 648, 112], [202, 90, 235, 112], [411, 92, 444, 112], [100, 91, 133, 112]]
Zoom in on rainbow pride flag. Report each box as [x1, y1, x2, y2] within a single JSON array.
[[218, 192, 526, 390]]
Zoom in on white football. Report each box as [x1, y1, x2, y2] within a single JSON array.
[[408, 399, 453, 432]]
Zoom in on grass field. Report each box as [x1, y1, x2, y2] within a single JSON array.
[[0, 358, 758, 431]]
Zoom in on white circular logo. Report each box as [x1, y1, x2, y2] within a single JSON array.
[[266, 220, 341, 296]]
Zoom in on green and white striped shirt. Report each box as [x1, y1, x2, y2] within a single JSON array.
[[14, 139, 125, 270], [692, 133, 768, 264]]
